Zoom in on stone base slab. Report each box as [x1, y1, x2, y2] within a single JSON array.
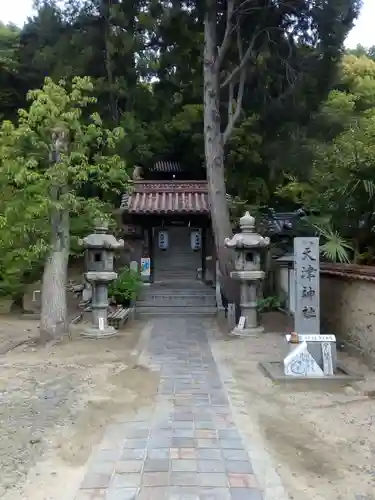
[[230, 325, 264, 338], [81, 325, 118, 339], [260, 360, 364, 385]]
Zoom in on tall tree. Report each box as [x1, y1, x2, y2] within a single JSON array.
[[0, 77, 128, 338], [0, 22, 22, 120], [202, 0, 360, 299]]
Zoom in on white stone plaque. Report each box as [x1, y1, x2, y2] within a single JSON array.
[[284, 341, 324, 377], [321, 342, 334, 375], [238, 316, 246, 330], [294, 237, 320, 334], [286, 334, 336, 343], [98, 317, 104, 330]]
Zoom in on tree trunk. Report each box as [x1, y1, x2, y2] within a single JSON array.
[[203, 3, 238, 303], [40, 206, 70, 339]]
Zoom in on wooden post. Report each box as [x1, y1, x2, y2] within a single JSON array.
[[201, 226, 206, 282], [148, 225, 154, 283]]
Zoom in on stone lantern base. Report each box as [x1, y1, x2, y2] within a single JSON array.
[[230, 324, 264, 338], [81, 325, 117, 339]]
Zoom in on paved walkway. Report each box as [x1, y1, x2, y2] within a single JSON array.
[[75, 318, 270, 500]]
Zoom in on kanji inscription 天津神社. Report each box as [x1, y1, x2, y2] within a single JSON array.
[[294, 237, 320, 334]]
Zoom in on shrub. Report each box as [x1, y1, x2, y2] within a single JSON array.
[[108, 266, 141, 306], [257, 295, 281, 313]]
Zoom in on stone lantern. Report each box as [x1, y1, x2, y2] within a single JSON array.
[[224, 212, 270, 337], [80, 220, 124, 338]]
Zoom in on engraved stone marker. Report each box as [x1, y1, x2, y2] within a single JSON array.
[[285, 334, 337, 374], [284, 341, 324, 377], [294, 237, 320, 334]]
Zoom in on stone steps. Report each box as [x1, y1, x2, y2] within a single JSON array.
[[139, 289, 215, 297], [136, 281, 217, 317], [148, 280, 212, 289], [137, 295, 216, 307], [135, 305, 217, 318]]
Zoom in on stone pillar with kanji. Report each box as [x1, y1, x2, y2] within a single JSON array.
[[224, 212, 270, 337]]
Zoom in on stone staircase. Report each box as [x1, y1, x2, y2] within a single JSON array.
[[136, 280, 217, 317]]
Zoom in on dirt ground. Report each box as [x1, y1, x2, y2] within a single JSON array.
[[0, 317, 159, 500], [1, 311, 375, 500], [213, 312, 375, 500]]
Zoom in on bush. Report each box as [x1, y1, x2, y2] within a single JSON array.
[[257, 295, 281, 313], [108, 267, 141, 306]]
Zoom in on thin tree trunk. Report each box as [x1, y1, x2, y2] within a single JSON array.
[[40, 129, 70, 339], [203, 2, 238, 303], [40, 204, 70, 339]]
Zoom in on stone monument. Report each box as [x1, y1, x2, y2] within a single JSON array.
[[224, 212, 270, 337], [80, 220, 124, 338], [284, 237, 337, 377], [294, 237, 320, 334], [261, 236, 363, 383]]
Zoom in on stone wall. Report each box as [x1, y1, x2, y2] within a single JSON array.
[[320, 264, 375, 363]]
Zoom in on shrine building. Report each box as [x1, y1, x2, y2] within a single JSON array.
[[119, 161, 216, 286]]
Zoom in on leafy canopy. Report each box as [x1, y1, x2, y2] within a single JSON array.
[[0, 76, 129, 295]]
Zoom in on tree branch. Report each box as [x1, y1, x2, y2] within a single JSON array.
[[222, 26, 246, 146], [216, 0, 235, 72], [220, 35, 255, 89], [228, 79, 234, 123]]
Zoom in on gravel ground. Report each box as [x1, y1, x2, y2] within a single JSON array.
[[0, 318, 159, 500], [212, 314, 375, 500], [0, 363, 78, 493]]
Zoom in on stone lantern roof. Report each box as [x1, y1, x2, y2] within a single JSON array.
[[225, 212, 270, 249], [80, 220, 124, 250]]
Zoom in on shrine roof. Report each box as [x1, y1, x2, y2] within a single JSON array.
[[149, 161, 184, 173], [120, 180, 210, 215]]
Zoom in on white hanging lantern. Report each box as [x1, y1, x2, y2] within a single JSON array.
[[158, 230, 168, 250], [190, 230, 201, 251]]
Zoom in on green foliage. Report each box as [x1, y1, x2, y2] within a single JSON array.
[[108, 267, 142, 305], [0, 0, 366, 297], [0, 76, 129, 294], [309, 218, 353, 263], [257, 295, 281, 313], [276, 53, 375, 263]]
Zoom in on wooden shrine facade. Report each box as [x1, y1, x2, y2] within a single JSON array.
[[119, 169, 215, 283]]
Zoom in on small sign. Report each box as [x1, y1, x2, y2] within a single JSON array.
[[238, 316, 246, 330], [141, 257, 151, 276], [98, 317, 104, 330], [286, 334, 336, 343], [122, 224, 143, 238]]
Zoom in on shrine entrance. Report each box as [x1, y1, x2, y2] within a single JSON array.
[[153, 225, 202, 282]]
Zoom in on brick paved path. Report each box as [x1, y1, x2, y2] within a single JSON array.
[[75, 318, 265, 500]]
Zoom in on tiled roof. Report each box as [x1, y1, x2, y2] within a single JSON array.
[[120, 181, 210, 214], [149, 161, 184, 173]]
